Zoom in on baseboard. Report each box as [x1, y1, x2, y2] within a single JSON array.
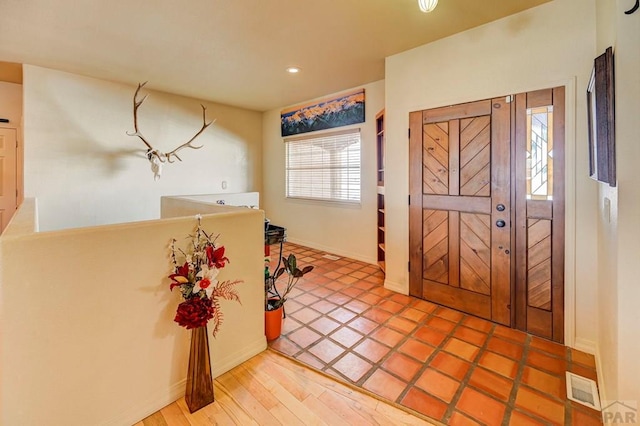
[[594, 343, 608, 409], [103, 336, 267, 426], [384, 279, 408, 295], [102, 378, 187, 426], [212, 336, 267, 378], [575, 338, 607, 412], [285, 237, 377, 265]]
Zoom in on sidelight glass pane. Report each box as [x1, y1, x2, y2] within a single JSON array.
[[526, 106, 554, 200]]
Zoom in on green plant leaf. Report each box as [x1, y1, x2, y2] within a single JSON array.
[[302, 265, 314, 274], [288, 254, 297, 271]]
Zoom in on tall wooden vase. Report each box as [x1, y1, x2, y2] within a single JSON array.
[[185, 326, 214, 413]]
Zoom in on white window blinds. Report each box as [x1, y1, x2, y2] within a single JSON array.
[[285, 129, 361, 203]]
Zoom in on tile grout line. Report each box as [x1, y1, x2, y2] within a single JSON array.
[[442, 322, 497, 425], [502, 333, 532, 426]]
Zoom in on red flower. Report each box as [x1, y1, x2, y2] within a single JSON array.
[[206, 245, 229, 269], [174, 296, 215, 329], [169, 262, 190, 291]]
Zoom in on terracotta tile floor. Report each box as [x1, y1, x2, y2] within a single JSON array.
[[267, 242, 603, 425]]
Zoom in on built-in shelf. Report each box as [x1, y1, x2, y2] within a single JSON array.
[[376, 110, 385, 187], [376, 110, 385, 274]]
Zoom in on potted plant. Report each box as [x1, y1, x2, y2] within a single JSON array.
[[265, 253, 313, 341]]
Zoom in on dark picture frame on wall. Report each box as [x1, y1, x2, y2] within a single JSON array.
[[587, 46, 616, 187]]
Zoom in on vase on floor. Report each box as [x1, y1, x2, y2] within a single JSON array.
[[185, 326, 214, 413], [265, 301, 284, 341]]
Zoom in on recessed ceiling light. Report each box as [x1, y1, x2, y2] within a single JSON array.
[[286, 67, 301, 74]]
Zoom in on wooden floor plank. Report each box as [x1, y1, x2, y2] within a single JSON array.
[[159, 403, 190, 426], [267, 404, 307, 426], [212, 384, 260, 426], [248, 354, 322, 400], [216, 373, 279, 425], [317, 388, 381, 426], [142, 411, 169, 426], [302, 392, 357, 426], [139, 350, 436, 426], [176, 397, 235, 426], [376, 401, 436, 426], [229, 363, 280, 410]]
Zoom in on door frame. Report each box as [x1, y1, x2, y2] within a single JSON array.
[[406, 79, 578, 348]]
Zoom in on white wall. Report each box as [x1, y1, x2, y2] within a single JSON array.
[[0, 81, 22, 128], [262, 80, 384, 264], [385, 0, 597, 345], [22, 65, 263, 232], [612, 0, 640, 406], [0, 198, 265, 425], [594, 0, 640, 407], [594, 0, 619, 404]]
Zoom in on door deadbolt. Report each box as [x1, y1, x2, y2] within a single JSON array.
[[496, 220, 506, 228], [496, 204, 506, 212]]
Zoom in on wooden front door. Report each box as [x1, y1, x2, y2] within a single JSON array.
[[0, 127, 18, 233], [409, 98, 512, 326], [409, 88, 565, 342]]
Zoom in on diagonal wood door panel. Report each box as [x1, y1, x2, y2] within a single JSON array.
[[527, 219, 551, 310], [423, 123, 449, 195], [423, 209, 449, 283], [459, 213, 491, 295], [460, 116, 491, 196]]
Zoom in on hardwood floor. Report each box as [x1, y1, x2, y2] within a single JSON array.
[[137, 349, 436, 425]]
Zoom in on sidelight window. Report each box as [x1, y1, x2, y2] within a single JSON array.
[[526, 106, 554, 200]]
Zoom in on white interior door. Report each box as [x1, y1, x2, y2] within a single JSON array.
[[0, 128, 18, 232]]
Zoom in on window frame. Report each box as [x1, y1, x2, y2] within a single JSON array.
[[284, 128, 362, 204]]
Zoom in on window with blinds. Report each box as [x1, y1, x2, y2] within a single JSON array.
[[285, 129, 361, 203]]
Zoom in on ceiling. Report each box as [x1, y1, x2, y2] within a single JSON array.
[[0, 0, 550, 111]]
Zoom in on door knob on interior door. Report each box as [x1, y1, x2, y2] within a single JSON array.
[[496, 220, 506, 228]]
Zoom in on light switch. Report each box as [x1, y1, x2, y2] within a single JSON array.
[[603, 197, 611, 223], [222, 180, 228, 190]]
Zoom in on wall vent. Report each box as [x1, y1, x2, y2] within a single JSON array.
[[566, 371, 601, 411], [322, 254, 341, 261]]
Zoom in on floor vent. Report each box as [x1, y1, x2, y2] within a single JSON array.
[[566, 371, 601, 411], [322, 254, 341, 261]]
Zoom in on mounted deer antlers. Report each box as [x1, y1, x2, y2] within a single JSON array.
[[127, 82, 214, 180]]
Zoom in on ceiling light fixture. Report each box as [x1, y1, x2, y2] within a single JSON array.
[[286, 67, 301, 74], [418, 0, 438, 13]]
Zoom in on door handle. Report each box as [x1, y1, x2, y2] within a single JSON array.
[[496, 220, 506, 228], [496, 204, 506, 212]]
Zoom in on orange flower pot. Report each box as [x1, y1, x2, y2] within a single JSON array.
[[265, 304, 284, 341]]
